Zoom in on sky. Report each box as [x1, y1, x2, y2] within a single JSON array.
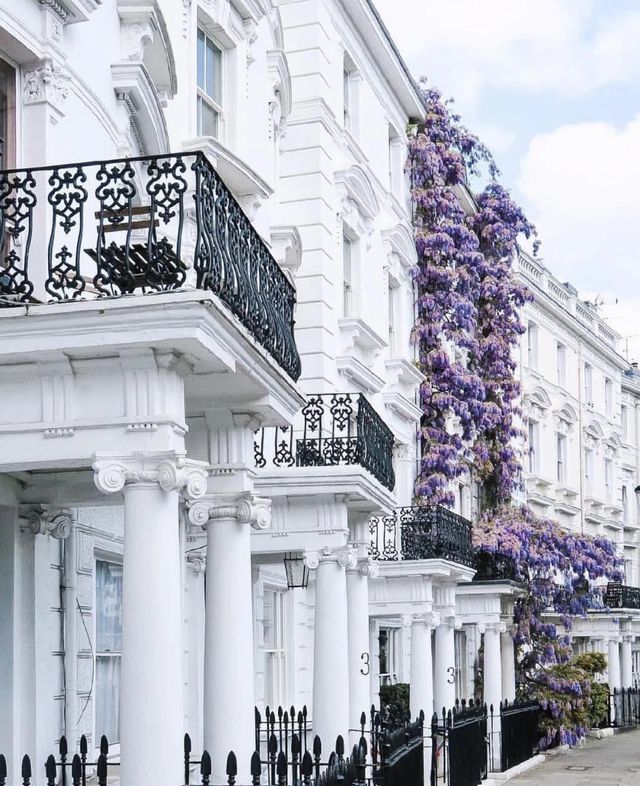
[[374, 0, 640, 360]]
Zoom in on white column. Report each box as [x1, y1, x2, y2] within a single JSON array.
[[347, 558, 375, 743], [433, 616, 457, 714], [185, 551, 206, 753], [308, 547, 353, 751], [500, 628, 516, 703], [189, 495, 271, 784], [483, 624, 504, 771], [410, 613, 438, 721], [622, 636, 634, 688], [93, 453, 207, 786], [609, 638, 622, 691]]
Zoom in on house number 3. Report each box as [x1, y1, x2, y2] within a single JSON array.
[[447, 666, 456, 684], [360, 652, 370, 675]]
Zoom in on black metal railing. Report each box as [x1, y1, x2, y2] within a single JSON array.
[[609, 687, 640, 728], [254, 393, 395, 490], [369, 505, 474, 566], [604, 582, 640, 609], [0, 152, 301, 380], [498, 700, 540, 772], [472, 551, 519, 582], [430, 702, 487, 786]]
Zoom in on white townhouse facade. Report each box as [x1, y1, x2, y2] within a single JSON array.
[[0, 2, 515, 786], [516, 252, 640, 686]]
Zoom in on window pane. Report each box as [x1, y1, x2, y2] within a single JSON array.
[[96, 655, 121, 743], [197, 97, 219, 137], [206, 39, 221, 103], [197, 29, 205, 91], [264, 590, 276, 649], [96, 561, 123, 653]]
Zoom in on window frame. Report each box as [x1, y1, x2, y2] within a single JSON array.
[[605, 378, 613, 419], [342, 232, 355, 318], [0, 56, 17, 168], [584, 363, 593, 404], [261, 586, 288, 710], [556, 432, 567, 483], [556, 342, 566, 387], [527, 420, 539, 474], [526, 322, 538, 370], [94, 556, 124, 748], [378, 625, 401, 686], [197, 27, 224, 139], [584, 447, 594, 493]]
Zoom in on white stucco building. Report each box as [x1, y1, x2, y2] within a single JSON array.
[[0, 3, 637, 786]]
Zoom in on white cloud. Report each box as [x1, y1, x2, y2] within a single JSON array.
[[517, 116, 640, 325], [374, 0, 640, 105]]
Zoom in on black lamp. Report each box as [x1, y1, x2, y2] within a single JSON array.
[[283, 552, 309, 589]]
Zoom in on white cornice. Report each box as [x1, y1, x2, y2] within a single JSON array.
[[111, 62, 170, 154], [336, 355, 385, 393], [382, 391, 422, 423]]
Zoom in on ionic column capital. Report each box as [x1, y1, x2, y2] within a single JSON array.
[[93, 452, 208, 499], [438, 615, 461, 631], [478, 621, 506, 635], [304, 545, 357, 571], [186, 551, 206, 575], [623, 634, 635, 644], [187, 494, 272, 531], [20, 504, 73, 539], [346, 555, 379, 578]]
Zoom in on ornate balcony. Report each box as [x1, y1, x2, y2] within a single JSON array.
[[369, 505, 474, 566], [472, 551, 520, 582], [0, 152, 301, 380], [253, 392, 395, 490], [604, 582, 640, 610]]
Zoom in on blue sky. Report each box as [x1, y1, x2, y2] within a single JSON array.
[[374, 0, 640, 353]]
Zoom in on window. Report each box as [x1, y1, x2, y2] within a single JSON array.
[[0, 58, 16, 168], [584, 448, 594, 492], [96, 560, 123, 743], [556, 433, 567, 483], [623, 485, 629, 523], [527, 421, 539, 474], [622, 405, 629, 442], [605, 378, 613, 419], [197, 29, 223, 138], [342, 234, 353, 317], [605, 458, 613, 501], [263, 589, 287, 708], [378, 627, 400, 686], [556, 343, 567, 387], [526, 322, 538, 369], [388, 124, 403, 195], [584, 363, 593, 404]]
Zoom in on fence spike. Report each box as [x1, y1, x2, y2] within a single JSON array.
[[45, 755, 57, 786], [268, 732, 278, 755], [255, 707, 261, 727], [100, 736, 109, 756], [292, 733, 301, 756], [278, 706, 283, 721], [313, 735, 322, 757], [360, 711, 367, 729], [290, 705, 295, 720], [79, 736, 87, 757], [71, 755, 81, 786], [0, 754, 6, 785], [59, 736, 68, 758], [226, 751, 237, 785], [302, 750, 313, 777], [359, 736, 368, 756], [200, 750, 211, 786], [251, 751, 261, 777], [184, 733, 192, 755], [21, 755, 32, 784], [97, 754, 107, 786], [335, 735, 344, 757]]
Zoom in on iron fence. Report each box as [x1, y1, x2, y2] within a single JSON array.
[[369, 505, 474, 566], [0, 152, 300, 380], [609, 687, 640, 727], [254, 393, 395, 490], [604, 583, 640, 610], [497, 700, 540, 772]]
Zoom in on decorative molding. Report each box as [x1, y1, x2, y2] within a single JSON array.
[[270, 226, 302, 276], [21, 504, 74, 539], [186, 550, 206, 575], [23, 59, 70, 111], [304, 545, 357, 571], [188, 494, 272, 531], [93, 452, 209, 497]]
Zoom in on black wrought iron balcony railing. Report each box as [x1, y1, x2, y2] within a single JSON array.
[[604, 582, 640, 610], [0, 152, 301, 380], [472, 551, 520, 582], [369, 505, 474, 566], [253, 392, 395, 490]]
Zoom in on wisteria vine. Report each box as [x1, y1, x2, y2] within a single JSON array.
[[409, 87, 535, 506]]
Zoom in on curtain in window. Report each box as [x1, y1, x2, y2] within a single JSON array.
[[96, 561, 123, 743]]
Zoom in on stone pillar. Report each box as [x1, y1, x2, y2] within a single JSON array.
[[185, 550, 206, 753], [93, 452, 207, 786], [483, 624, 504, 770], [189, 495, 271, 784], [307, 546, 354, 751], [609, 638, 622, 691], [622, 636, 634, 688], [410, 613, 438, 721], [500, 627, 516, 703], [346, 557, 376, 742], [433, 616, 457, 714]]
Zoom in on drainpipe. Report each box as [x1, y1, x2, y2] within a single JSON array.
[[63, 518, 78, 742]]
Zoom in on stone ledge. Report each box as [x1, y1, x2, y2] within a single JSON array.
[[483, 754, 545, 785]]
